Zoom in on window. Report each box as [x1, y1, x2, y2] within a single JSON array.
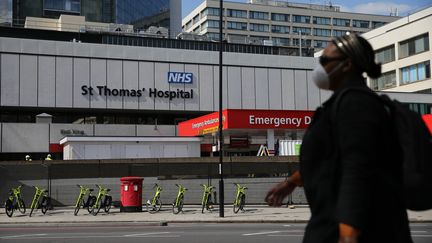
[[202, 7, 220, 16], [372, 21, 386, 28], [407, 103, 431, 115], [333, 30, 347, 37], [352, 20, 369, 28], [185, 20, 192, 30], [400, 61, 431, 84], [227, 9, 247, 18], [250, 11, 269, 20], [271, 25, 289, 34], [292, 38, 311, 47], [193, 26, 200, 33], [314, 40, 329, 48], [273, 37, 290, 46], [370, 70, 396, 90], [249, 23, 269, 32], [292, 15, 310, 23], [314, 28, 331, 37], [206, 32, 220, 41], [292, 27, 311, 35], [203, 20, 219, 29], [313, 17, 330, 25], [227, 21, 247, 30], [333, 18, 350, 27], [44, 0, 80, 12], [193, 14, 200, 24], [399, 33, 430, 58], [271, 13, 289, 22], [375, 45, 395, 64]]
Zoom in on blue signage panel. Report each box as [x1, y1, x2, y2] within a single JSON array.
[[168, 72, 193, 84]]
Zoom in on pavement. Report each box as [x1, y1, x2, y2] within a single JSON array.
[[1, 205, 432, 225]]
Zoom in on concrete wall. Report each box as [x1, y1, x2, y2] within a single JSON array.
[[0, 36, 322, 112]]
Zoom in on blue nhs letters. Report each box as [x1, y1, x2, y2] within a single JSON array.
[[168, 72, 193, 84]]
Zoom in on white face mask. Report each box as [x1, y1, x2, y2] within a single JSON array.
[[311, 59, 347, 90], [311, 63, 330, 90]]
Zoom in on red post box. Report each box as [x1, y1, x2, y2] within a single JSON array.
[[120, 177, 143, 212]]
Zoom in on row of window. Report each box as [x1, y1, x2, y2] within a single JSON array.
[[208, 32, 321, 48], [184, 7, 387, 30], [370, 61, 431, 90], [102, 35, 296, 56], [201, 20, 359, 37], [374, 33, 429, 64], [401, 61, 431, 85]]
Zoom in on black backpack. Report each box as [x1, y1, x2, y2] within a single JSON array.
[[333, 87, 432, 211]]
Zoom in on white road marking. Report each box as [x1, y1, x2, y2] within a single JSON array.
[[0, 234, 47, 239], [412, 235, 432, 237], [268, 234, 304, 237], [411, 231, 427, 233], [243, 231, 281, 236], [0, 234, 180, 240], [124, 232, 172, 237]]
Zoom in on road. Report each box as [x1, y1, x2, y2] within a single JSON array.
[[0, 223, 431, 243]]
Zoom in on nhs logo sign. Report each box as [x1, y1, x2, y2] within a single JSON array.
[[168, 72, 193, 84]]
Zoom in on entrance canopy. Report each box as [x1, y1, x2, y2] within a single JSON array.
[[178, 109, 314, 137]]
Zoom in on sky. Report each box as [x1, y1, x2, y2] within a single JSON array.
[[182, 0, 432, 18]]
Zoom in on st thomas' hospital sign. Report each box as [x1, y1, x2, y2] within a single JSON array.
[[81, 72, 195, 100]]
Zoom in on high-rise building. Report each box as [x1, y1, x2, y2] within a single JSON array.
[[182, 0, 399, 53], [0, 0, 12, 24], [9, 0, 181, 37]]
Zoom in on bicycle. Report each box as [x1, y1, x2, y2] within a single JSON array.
[[29, 186, 51, 217], [172, 184, 187, 214], [91, 184, 112, 216], [201, 184, 214, 213], [4, 185, 26, 217], [233, 183, 248, 213], [146, 183, 162, 213], [74, 185, 96, 216]]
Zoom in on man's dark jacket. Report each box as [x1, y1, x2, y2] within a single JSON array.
[[299, 76, 412, 243]]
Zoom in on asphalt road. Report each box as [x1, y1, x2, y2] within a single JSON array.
[[0, 223, 431, 243]]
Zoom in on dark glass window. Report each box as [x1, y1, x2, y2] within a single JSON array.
[[375, 45, 395, 64], [352, 20, 369, 28], [333, 18, 350, 27], [271, 13, 289, 22], [370, 70, 396, 90], [313, 17, 330, 25], [227, 9, 247, 18], [399, 33, 430, 59], [250, 11, 269, 20], [292, 15, 310, 23]]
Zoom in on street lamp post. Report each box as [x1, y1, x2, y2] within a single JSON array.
[[218, 0, 225, 218]]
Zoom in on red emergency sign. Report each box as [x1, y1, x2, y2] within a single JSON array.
[[178, 109, 314, 136]]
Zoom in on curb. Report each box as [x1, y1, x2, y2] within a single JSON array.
[[1, 219, 431, 225]]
